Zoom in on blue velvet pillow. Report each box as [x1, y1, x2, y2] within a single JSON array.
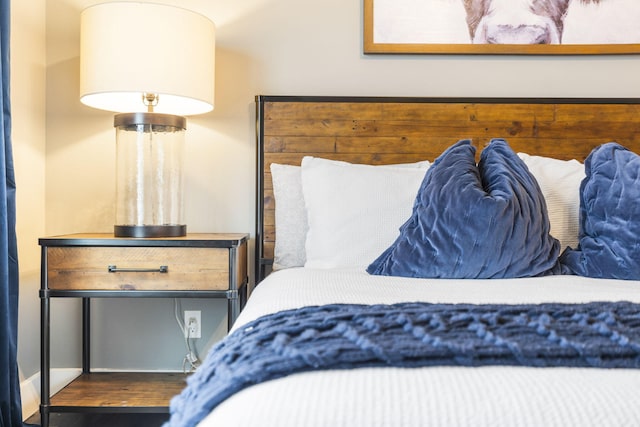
[[559, 143, 640, 280], [367, 139, 561, 279]]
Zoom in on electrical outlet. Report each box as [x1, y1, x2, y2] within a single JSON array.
[[184, 310, 201, 338]]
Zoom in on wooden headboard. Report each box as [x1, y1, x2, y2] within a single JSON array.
[[255, 95, 640, 283]]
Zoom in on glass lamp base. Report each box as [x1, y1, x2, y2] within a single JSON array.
[[114, 224, 187, 238]]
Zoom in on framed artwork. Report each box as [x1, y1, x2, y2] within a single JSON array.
[[364, 0, 640, 54]]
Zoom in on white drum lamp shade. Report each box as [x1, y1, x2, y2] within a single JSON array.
[[79, 2, 215, 238], [80, 2, 215, 115]]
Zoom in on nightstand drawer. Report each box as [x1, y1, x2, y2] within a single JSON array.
[[45, 246, 230, 291]]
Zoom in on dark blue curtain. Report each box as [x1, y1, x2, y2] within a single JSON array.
[[0, 0, 23, 426]]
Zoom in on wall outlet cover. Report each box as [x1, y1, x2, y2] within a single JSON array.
[[184, 310, 201, 338]]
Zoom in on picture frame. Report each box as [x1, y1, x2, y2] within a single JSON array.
[[364, 0, 640, 55]]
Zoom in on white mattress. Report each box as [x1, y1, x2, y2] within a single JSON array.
[[198, 268, 640, 427]]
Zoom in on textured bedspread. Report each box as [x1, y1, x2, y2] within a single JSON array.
[[165, 300, 640, 427]]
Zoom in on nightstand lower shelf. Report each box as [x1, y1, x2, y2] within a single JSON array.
[[48, 372, 187, 413]]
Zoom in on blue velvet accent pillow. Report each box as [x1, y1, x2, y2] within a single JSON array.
[[559, 143, 640, 280], [367, 139, 561, 279]]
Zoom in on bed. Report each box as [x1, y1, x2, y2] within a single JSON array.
[[165, 96, 640, 427]]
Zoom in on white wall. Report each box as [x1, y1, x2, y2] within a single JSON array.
[[14, 0, 640, 376], [12, 0, 47, 380]]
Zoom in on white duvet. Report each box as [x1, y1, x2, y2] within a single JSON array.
[[197, 268, 640, 427]]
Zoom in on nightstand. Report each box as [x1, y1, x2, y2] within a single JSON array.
[[38, 233, 249, 427]]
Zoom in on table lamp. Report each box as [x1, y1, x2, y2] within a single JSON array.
[[79, 2, 215, 237]]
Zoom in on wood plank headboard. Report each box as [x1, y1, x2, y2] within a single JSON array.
[[255, 95, 640, 283]]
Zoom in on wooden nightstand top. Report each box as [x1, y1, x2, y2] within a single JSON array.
[[39, 232, 249, 248]]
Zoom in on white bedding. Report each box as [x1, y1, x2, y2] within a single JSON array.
[[198, 268, 640, 427]]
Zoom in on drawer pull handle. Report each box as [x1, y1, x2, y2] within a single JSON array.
[[108, 265, 169, 273]]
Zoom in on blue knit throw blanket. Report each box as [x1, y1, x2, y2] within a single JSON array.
[[165, 301, 640, 427]]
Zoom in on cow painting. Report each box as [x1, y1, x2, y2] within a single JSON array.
[[462, 0, 601, 44], [368, 0, 640, 53]]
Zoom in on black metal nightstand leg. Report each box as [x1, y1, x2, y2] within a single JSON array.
[[40, 289, 50, 427], [82, 297, 91, 373]]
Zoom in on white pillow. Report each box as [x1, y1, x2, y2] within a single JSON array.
[[517, 152, 585, 251], [300, 157, 430, 270], [270, 164, 308, 270]]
